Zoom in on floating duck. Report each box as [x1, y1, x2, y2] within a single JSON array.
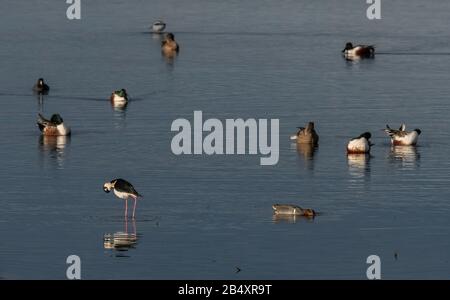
[[162, 33, 179, 54], [272, 204, 316, 217], [152, 20, 166, 33], [384, 124, 421, 146], [37, 113, 71, 136], [110, 89, 128, 103], [103, 179, 142, 219], [33, 78, 50, 94], [347, 132, 373, 154], [290, 122, 319, 145], [342, 42, 375, 58]]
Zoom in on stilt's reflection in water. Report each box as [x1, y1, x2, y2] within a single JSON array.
[[388, 146, 420, 170], [38, 135, 70, 169], [104, 219, 139, 253]]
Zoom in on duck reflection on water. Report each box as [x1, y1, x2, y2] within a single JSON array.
[[388, 145, 420, 169]]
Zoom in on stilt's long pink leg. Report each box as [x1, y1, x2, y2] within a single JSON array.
[[132, 197, 137, 219], [125, 199, 128, 219]]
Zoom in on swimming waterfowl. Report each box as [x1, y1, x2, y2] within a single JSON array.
[[272, 204, 316, 217], [103, 179, 142, 219], [152, 20, 166, 33], [290, 122, 319, 145], [342, 42, 375, 58], [110, 89, 128, 103], [33, 78, 50, 93], [347, 132, 373, 154], [384, 124, 421, 146], [37, 113, 71, 136], [161, 33, 179, 54]]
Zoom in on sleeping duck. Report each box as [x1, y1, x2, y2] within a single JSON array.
[[347, 132, 373, 154], [342, 42, 375, 58], [384, 124, 421, 146], [272, 204, 316, 217], [152, 20, 166, 33], [37, 113, 71, 136], [290, 122, 319, 145], [33, 78, 50, 94]]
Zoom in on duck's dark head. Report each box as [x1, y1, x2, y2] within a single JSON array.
[[414, 129, 422, 135], [342, 42, 353, 52], [360, 132, 372, 140], [165, 33, 175, 41], [37, 78, 45, 86], [303, 208, 316, 217], [50, 114, 64, 125]]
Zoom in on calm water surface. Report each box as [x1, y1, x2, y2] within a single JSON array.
[[1, 0, 450, 279]]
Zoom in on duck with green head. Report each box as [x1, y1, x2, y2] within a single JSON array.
[[110, 89, 128, 103]]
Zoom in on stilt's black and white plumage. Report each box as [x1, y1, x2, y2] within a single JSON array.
[[103, 178, 142, 219]]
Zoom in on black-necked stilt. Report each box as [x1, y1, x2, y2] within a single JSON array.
[[347, 132, 373, 154], [103, 178, 142, 219], [384, 124, 421, 146], [37, 113, 71, 136], [33, 78, 50, 94]]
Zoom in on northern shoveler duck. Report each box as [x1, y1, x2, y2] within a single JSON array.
[[162, 33, 179, 54], [384, 124, 421, 146], [110, 89, 128, 103], [103, 179, 142, 219], [342, 42, 375, 58], [347, 132, 373, 154], [33, 78, 50, 94], [37, 113, 71, 136], [272, 204, 316, 217], [290, 122, 319, 145], [152, 20, 166, 33]]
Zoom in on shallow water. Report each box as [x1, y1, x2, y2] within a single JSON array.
[[1, 0, 450, 279]]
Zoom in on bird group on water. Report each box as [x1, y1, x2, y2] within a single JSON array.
[[32, 21, 415, 221]]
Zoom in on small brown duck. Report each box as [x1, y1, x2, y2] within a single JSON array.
[[272, 204, 316, 217], [290, 122, 319, 145], [161, 33, 179, 54]]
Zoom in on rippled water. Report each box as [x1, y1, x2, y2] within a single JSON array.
[[1, 0, 450, 279]]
